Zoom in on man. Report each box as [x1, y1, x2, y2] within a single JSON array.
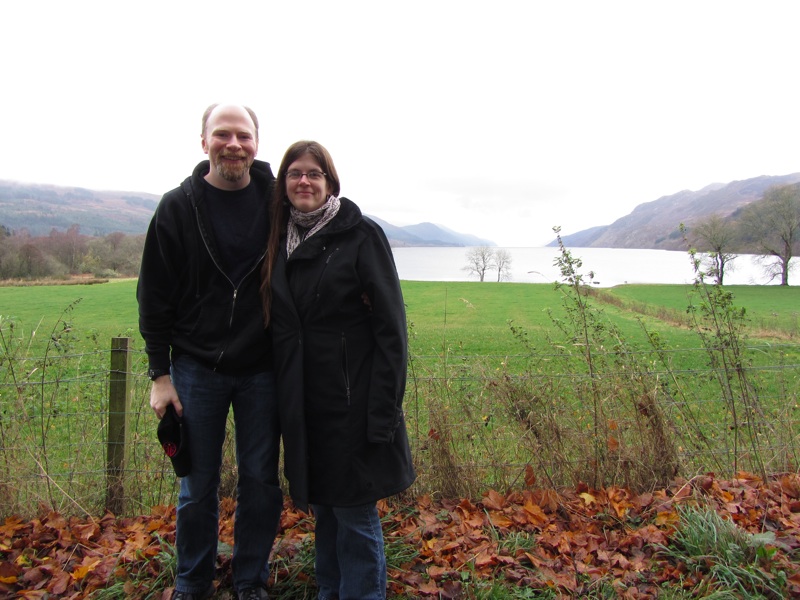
[[138, 103, 281, 600]]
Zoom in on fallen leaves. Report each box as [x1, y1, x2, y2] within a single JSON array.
[[0, 472, 798, 598], [384, 472, 800, 598]]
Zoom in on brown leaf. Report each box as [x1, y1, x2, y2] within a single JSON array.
[[17, 591, 50, 599], [71, 521, 99, 544], [482, 489, 505, 511], [524, 464, 536, 487], [488, 512, 513, 529], [418, 579, 442, 595], [47, 569, 72, 595], [521, 498, 548, 527], [440, 579, 464, 598]]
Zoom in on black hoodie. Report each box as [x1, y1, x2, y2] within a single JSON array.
[[137, 159, 274, 375]]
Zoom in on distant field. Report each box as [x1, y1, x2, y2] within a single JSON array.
[[600, 283, 800, 337], [2, 279, 795, 358], [0, 279, 704, 354], [0, 278, 142, 350], [603, 283, 800, 318]]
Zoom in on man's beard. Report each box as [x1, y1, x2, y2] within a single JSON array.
[[214, 153, 251, 183]]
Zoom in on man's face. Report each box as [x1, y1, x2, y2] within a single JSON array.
[[201, 105, 258, 190]]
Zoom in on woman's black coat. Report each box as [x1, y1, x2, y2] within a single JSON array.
[[270, 197, 415, 511]]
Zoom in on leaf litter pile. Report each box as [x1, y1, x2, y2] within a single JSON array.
[[2, 472, 799, 599]]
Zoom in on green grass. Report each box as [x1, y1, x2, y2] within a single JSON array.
[[600, 283, 800, 337], [2, 276, 798, 597], [1, 279, 797, 408], [604, 283, 800, 316], [658, 506, 787, 598], [2, 279, 796, 358], [1, 277, 799, 515], [402, 280, 709, 359], [0, 278, 143, 351]]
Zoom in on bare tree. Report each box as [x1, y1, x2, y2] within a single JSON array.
[[17, 243, 50, 278], [462, 246, 495, 281], [494, 248, 512, 281], [690, 214, 737, 284], [87, 232, 146, 275], [43, 224, 88, 274], [738, 183, 800, 285]]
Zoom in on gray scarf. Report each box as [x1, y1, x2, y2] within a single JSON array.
[[286, 195, 341, 256]]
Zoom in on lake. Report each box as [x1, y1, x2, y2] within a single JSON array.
[[391, 247, 798, 287]]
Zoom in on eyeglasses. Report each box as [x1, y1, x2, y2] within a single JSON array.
[[286, 170, 326, 181]]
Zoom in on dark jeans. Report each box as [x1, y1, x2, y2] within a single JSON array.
[[171, 356, 282, 595], [312, 503, 386, 600]]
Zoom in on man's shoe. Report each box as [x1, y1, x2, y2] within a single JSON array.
[[237, 587, 269, 600], [171, 586, 214, 600]]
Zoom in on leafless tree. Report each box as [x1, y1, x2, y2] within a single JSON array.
[[738, 183, 800, 285], [690, 214, 737, 284], [494, 248, 512, 281], [87, 232, 146, 275], [462, 246, 495, 281], [43, 224, 88, 274]]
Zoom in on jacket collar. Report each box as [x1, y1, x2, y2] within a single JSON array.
[[184, 159, 275, 208], [284, 197, 361, 260]]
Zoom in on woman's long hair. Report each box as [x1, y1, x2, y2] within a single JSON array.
[[260, 141, 341, 326]]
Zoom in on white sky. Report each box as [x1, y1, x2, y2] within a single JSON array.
[[2, 1, 798, 247]]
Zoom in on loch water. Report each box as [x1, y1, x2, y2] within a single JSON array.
[[391, 246, 797, 287]]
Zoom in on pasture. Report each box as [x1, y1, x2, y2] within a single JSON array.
[[0, 277, 799, 517], [7, 278, 799, 357]]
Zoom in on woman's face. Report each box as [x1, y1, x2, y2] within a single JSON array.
[[285, 153, 330, 213]]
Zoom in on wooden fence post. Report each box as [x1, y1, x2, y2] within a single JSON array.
[[106, 336, 131, 514]]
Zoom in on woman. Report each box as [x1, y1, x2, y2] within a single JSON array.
[[261, 141, 415, 600]]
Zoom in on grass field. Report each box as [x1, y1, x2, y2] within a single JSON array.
[[2, 278, 798, 356], [1, 278, 798, 398], [599, 283, 800, 337], [1, 277, 798, 392], [0, 278, 143, 351], [1, 277, 799, 517]]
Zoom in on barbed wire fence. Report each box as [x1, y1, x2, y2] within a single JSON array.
[[1, 338, 798, 518]]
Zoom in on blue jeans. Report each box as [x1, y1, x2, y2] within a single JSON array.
[[171, 356, 283, 595], [311, 503, 386, 600]]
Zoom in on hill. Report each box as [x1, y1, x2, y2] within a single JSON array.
[[0, 180, 160, 236], [367, 216, 495, 247], [553, 173, 800, 249], [0, 180, 493, 247]]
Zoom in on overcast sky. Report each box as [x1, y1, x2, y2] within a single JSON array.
[[2, 1, 798, 246]]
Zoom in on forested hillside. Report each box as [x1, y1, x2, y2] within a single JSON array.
[[0, 180, 158, 236], [0, 179, 493, 280]]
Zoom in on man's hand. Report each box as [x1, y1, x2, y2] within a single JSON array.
[[150, 375, 183, 419]]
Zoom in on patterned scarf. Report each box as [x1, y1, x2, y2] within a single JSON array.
[[286, 195, 341, 257]]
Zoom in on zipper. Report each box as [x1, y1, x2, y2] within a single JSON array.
[[194, 204, 267, 368], [229, 289, 238, 327], [341, 333, 351, 406], [314, 247, 340, 300]]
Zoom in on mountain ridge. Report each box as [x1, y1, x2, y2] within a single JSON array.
[[7, 171, 798, 251], [552, 172, 800, 250], [0, 179, 495, 248]]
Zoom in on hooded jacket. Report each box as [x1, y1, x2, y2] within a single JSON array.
[[137, 159, 274, 375], [270, 197, 416, 510]]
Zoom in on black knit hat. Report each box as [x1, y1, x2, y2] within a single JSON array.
[[157, 404, 191, 477]]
